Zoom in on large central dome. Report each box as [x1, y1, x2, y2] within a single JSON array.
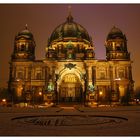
[[49, 14, 91, 43]]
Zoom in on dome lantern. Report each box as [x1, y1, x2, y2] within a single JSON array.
[[66, 13, 73, 23]]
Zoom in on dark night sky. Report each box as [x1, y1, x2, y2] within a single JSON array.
[[0, 4, 140, 89]]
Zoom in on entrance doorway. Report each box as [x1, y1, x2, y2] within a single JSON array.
[[59, 73, 83, 104]]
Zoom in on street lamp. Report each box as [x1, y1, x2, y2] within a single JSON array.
[[99, 91, 103, 95], [2, 99, 6, 102], [32, 87, 35, 107], [98, 90, 103, 106], [115, 78, 121, 81], [2, 99, 7, 106], [16, 78, 25, 103], [39, 91, 42, 96], [114, 77, 121, 103], [38, 91, 42, 105]]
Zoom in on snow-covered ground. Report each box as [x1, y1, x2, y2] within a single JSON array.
[[0, 105, 140, 136]]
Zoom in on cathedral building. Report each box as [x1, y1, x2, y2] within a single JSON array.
[[8, 13, 134, 105]]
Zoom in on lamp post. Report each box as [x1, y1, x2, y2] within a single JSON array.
[[39, 91, 42, 104], [83, 74, 87, 106], [32, 87, 35, 107], [96, 86, 99, 107], [99, 91, 103, 106], [11, 88, 14, 107], [39, 91, 42, 96], [16, 78, 24, 103], [99, 91, 103, 96], [55, 74, 58, 105], [114, 78, 121, 103], [96, 87, 103, 107], [2, 99, 6, 106]]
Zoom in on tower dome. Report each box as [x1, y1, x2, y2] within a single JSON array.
[[49, 14, 91, 45], [12, 25, 36, 61], [105, 26, 130, 61], [107, 26, 126, 40], [16, 24, 34, 40]]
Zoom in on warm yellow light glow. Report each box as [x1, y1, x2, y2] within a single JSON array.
[[16, 79, 20, 81], [2, 99, 6, 102], [115, 78, 121, 81], [39, 91, 42, 96], [99, 91, 103, 95]]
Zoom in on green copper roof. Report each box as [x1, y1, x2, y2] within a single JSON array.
[[107, 26, 126, 40], [49, 14, 91, 43]]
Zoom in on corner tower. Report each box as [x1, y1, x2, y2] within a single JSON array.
[[11, 25, 36, 61], [105, 26, 134, 104], [105, 26, 130, 61], [8, 25, 36, 101]]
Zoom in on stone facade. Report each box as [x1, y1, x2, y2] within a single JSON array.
[[8, 14, 134, 105]]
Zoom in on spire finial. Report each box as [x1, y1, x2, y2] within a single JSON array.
[[25, 24, 28, 30], [68, 5, 71, 16], [67, 5, 73, 22], [113, 25, 116, 28]]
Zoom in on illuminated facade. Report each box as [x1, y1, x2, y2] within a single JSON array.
[[8, 14, 134, 105]]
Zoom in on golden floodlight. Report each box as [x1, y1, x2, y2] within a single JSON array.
[[39, 91, 42, 96], [99, 91, 103, 95], [2, 99, 6, 102]]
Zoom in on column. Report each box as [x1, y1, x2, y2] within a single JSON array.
[[88, 66, 92, 85]]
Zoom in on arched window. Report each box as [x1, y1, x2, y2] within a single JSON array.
[[118, 68, 125, 78], [116, 46, 121, 51], [100, 72, 105, 79], [26, 43, 28, 51], [36, 72, 41, 80], [17, 71, 23, 79], [98, 67, 106, 79], [21, 44, 25, 51], [118, 71, 124, 78], [77, 44, 80, 52]]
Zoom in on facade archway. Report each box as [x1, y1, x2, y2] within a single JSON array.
[[58, 73, 83, 103]]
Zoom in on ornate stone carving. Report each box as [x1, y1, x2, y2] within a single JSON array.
[[65, 63, 76, 70]]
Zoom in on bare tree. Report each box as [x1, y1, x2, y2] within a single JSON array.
[[135, 86, 140, 99], [0, 87, 10, 100]]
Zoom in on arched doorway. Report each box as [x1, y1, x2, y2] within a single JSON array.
[[59, 73, 83, 104]]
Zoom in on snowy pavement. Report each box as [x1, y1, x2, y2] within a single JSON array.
[[0, 105, 140, 136]]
